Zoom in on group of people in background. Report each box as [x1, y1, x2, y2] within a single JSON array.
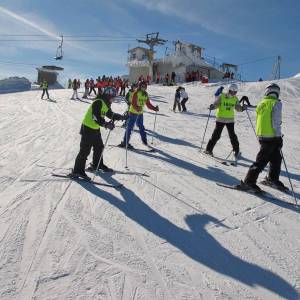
[[223, 71, 235, 79]]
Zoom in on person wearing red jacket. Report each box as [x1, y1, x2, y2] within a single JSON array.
[[119, 81, 158, 148]]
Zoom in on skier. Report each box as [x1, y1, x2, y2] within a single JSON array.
[[82, 79, 90, 99], [88, 78, 97, 96], [180, 87, 189, 112], [40, 80, 50, 100], [173, 87, 182, 112], [71, 79, 80, 100], [119, 81, 159, 149], [204, 83, 243, 158], [71, 86, 128, 180], [240, 83, 287, 192]]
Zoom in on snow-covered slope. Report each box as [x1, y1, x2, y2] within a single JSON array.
[[0, 79, 299, 300]]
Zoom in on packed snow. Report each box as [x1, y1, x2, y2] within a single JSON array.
[[0, 78, 299, 300]]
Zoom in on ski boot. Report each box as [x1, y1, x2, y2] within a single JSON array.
[[236, 180, 262, 193], [70, 169, 91, 181]]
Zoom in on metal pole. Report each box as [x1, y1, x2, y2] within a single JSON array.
[[245, 109, 257, 140], [125, 118, 129, 169], [92, 124, 113, 182], [151, 111, 158, 144], [280, 150, 298, 206], [199, 109, 211, 151]]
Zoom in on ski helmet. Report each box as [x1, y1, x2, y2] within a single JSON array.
[[228, 83, 238, 93], [103, 86, 117, 97], [265, 83, 280, 97]]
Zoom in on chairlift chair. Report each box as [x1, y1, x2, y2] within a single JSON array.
[[54, 35, 63, 60]]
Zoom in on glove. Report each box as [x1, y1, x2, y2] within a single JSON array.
[[154, 105, 159, 112], [209, 104, 215, 110], [105, 121, 115, 130], [242, 105, 247, 111], [121, 112, 129, 121]]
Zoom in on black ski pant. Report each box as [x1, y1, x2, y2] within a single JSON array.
[[41, 89, 49, 99], [244, 138, 282, 184], [181, 98, 188, 111], [120, 87, 126, 96], [173, 98, 181, 112], [89, 87, 97, 95], [73, 126, 104, 173], [206, 122, 239, 153]]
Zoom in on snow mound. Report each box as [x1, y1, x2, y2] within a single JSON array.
[[0, 76, 31, 94]]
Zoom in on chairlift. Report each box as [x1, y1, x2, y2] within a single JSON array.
[[54, 35, 63, 60]]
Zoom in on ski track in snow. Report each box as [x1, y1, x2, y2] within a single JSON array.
[[0, 82, 299, 299]]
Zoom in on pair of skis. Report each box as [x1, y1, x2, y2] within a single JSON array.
[[34, 164, 147, 189], [200, 151, 238, 166], [51, 172, 123, 188], [216, 180, 297, 206], [109, 144, 156, 153]]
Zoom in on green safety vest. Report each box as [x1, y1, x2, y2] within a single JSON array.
[[256, 96, 278, 137], [128, 91, 134, 104], [129, 90, 148, 115], [82, 99, 109, 129], [41, 82, 48, 89], [216, 93, 238, 119]]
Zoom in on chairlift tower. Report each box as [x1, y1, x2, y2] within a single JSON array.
[[271, 55, 281, 79], [137, 32, 167, 52]]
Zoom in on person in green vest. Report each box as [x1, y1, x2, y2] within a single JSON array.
[[240, 83, 286, 192], [40, 80, 50, 100], [119, 81, 158, 149], [204, 83, 243, 157], [72, 86, 127, 180]]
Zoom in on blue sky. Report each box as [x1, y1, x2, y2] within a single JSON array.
[[0, 0, 299, 83]]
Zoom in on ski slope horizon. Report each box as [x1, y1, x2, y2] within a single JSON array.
[[0, 78, 299, 299]]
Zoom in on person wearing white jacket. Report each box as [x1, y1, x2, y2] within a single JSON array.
[[180, 88, 189, 112]]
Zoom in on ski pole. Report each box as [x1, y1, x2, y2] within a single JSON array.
[[225, 150, 233, 160], [245, 109, 258, 141], [92, 121, 114, 182], [199, 109, 211, 151], [280, 149, 298, 206], [151, 111, 158, 144], [125, 117, 129, 169]]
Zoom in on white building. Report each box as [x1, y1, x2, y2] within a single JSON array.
[[127, 41, 231, 84], [127, 47, 154, 83]]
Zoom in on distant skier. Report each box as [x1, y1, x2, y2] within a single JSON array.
[[180, 87, 189, 112], [88, 78, 97, 96], [82, 79, 90, 99], [71, 86, 128, 180], [173, 87, 182, 112], [40, 80, 50, 100], [240, 83, 287, 192], [204, 83, 243, 158], [119, 81, 159, 149], [71, 79, 80, 100]]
